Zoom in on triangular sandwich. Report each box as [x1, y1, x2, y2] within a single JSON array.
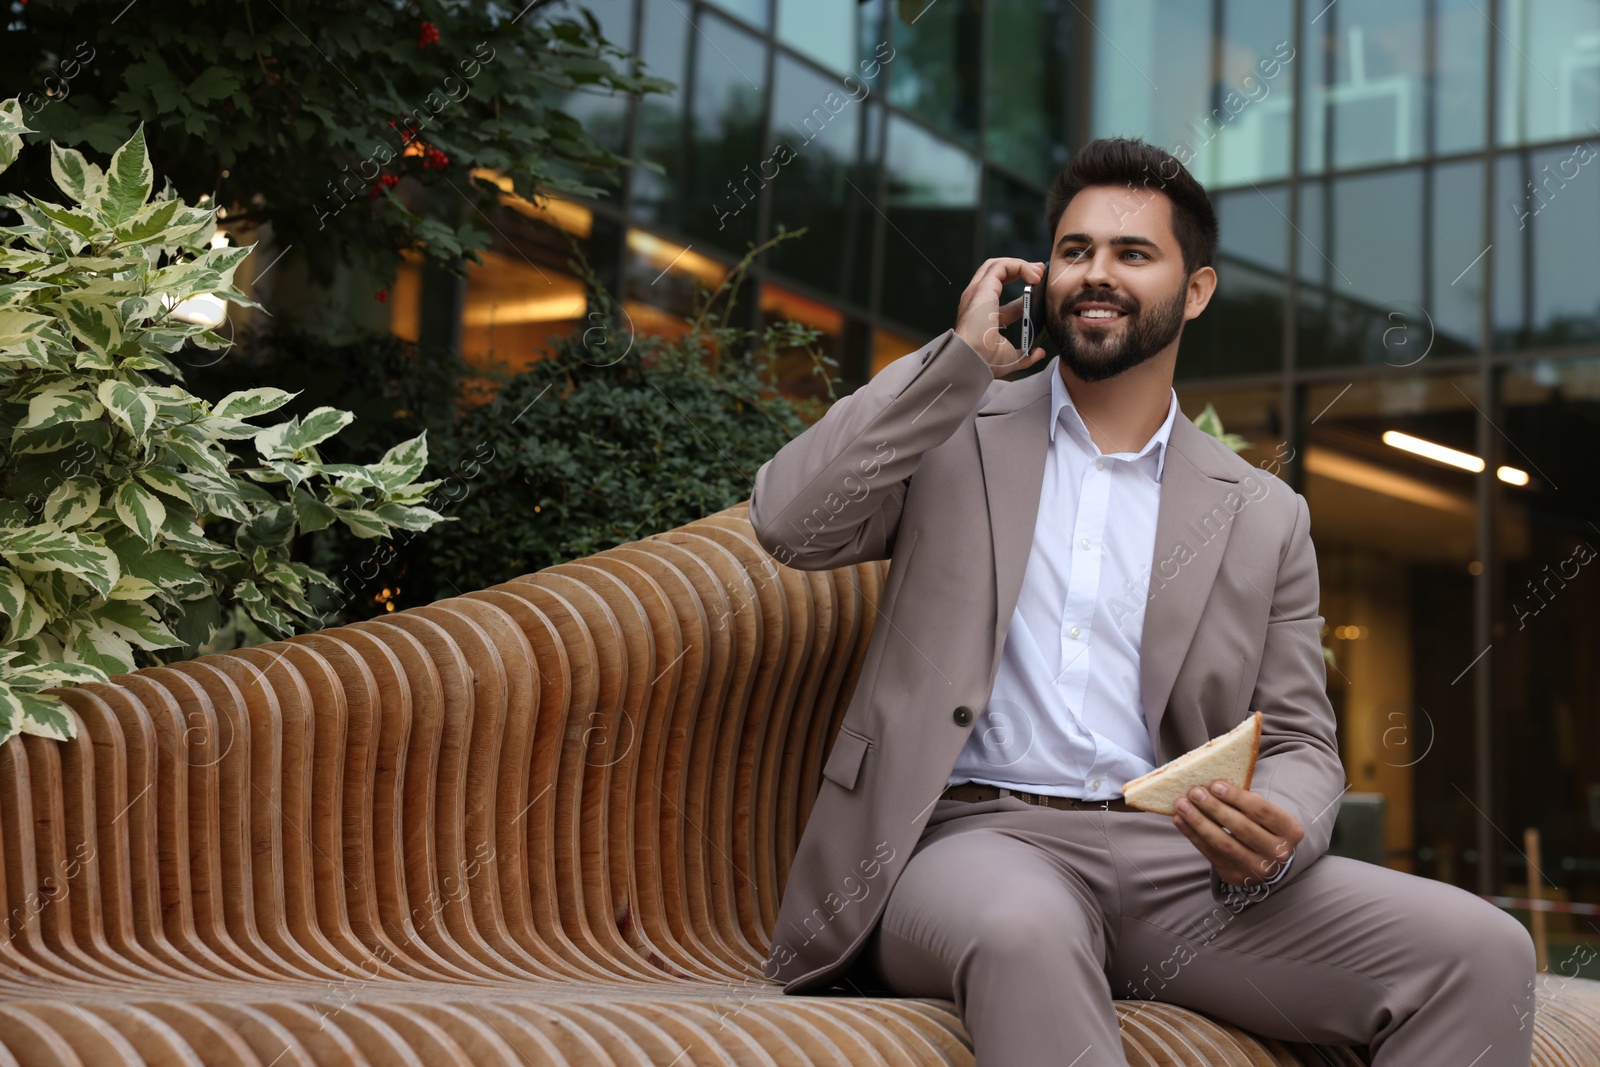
[[1121, 711, 1262, 815]]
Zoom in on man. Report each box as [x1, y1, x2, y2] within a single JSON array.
[[746, 138, 1536, 1066]]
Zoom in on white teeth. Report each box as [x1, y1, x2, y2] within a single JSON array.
[[1078, 309, 1121, 319]]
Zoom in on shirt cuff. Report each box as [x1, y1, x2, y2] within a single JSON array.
[[1224, 850, 1294, 894]]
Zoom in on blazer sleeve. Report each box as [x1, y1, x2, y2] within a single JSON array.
[[1210, 491, 1346, 906], [747, 328, 995, 571]]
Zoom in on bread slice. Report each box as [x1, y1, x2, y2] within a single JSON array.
[[1120, 711, 1262, 815]]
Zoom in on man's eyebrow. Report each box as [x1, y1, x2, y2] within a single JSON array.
[[1055, 232, 1162, 250]]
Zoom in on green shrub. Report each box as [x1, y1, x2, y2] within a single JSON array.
[[0, 99, 448, 746], [369, 237, 838, 608]]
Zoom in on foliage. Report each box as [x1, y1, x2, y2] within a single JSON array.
[[0, 100, 449, 747], [3, 0, 672, 322], [1193, 401, 1250, 453], [364, 233, 840, 609]]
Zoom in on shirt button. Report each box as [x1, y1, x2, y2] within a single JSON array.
[[1094, 458, 1105, 471], [1090, 777, 1103, 790], [1081, 537, 1092, 550], [952, 705, 973, 727], [1069, 626, 1081, 639]]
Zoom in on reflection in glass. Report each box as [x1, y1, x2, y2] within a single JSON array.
[[760, 283, 850, 406], [1496, 0, 1600, 147], [1301, 0, 1426, 171], [879, 116, 979, 335], [776, 0, 885, 79], [1429, 161, 1484, 355], [1091, 0, 1212, 159], [886, 0, 981, 144], [1302, 376, 1483, 885], [684, 12, 769, 247], [1497, 359, 1600, 908], [1298, 168, 1424, 368], [985, 0, 1072, 187], [551, 0, 635, 159], [632, 0, 692, 230], [1498, 145, 1600, 350], [766, 56, 881, 306], [1433, 0, 1488, 154], [1179, 186, 1287, 379], [1194, 0, 1296, 188], [703, 0, 769, 31], [622, 228, 730, 342]]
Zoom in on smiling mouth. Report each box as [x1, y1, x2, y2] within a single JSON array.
[[1072, 308, 1130, 324]]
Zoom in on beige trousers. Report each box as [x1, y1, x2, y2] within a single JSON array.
[[865, 796, 1537, 1067]]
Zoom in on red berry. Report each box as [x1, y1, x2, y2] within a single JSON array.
[[375, 289, 389, 303], [418, 21, 438, 47]]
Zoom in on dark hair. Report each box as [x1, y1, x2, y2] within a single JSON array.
[[1044, 137, 1219, 275]]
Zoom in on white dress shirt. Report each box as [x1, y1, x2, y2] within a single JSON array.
[[945, 366, 1293, 890]]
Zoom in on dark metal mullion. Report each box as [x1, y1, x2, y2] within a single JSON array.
[[866, 1, 889, 328], [973, 0, 989, 267], [1283, 0, 1306, 492], [1474, 0, 1501, 900]]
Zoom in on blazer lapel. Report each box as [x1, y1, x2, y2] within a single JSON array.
[[974, 366, 1055, 673], [1138, 417, 1245, 752]]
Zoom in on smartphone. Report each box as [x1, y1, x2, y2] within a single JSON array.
[[1020, 262, 1050, 355], [1020, 284, 1034, 356]]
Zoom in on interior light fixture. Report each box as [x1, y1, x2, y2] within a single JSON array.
[[1496, 465, 1530, 486], [1381, 430, 1484, 472]]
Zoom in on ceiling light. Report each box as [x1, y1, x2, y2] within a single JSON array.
[[1381, 430, 1484, 472], [1496, 465, 1530, 486]]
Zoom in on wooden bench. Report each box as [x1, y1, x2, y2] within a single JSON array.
[[3, 503, 1596, 1065]]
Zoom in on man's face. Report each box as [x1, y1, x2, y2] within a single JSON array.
[[1044, 185, 1204, 382]]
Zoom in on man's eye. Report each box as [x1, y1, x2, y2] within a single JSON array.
[[1123, 250, 1148, 260], [1063, 248, 1087, 260]]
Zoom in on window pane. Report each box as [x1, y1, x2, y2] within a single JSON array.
[[760, 282, 851, 405], [767, 55, 881, 306], [1497, 358, 1600, 911], [703, 0, 769, 31], [985, 0, 1073, 186], [1178, 186, 1287, 379], [1497, 146, 1600, 349], [1496, 0, 1600, 147], [1091, 0, 1212, 156], [879, 116, 979, 335], [1301, 375, 1483, 885], [775, 0, 886, 78], [1196, 0, 1296, 188], [1434, 0, 1489, 154], [632, 0, 693, 230], [1172, 385, 1285, 472], [1430, 160, 1485, 354], [551, 0, 635, 159], [1299, 168, 1425, 367], [683, 12, 769, 246], [885, 0, 982, 144], [1302, 0, 1427, 171]]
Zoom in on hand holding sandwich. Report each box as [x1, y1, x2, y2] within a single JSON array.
[[1172, 781, 1304, 891], [1120, 712, 1305, 892]]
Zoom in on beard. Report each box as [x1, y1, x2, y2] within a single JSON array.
[[1047, 282, 1188, 383]]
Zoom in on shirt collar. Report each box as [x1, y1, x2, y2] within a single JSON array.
[[1048, 366, 1179, 482]]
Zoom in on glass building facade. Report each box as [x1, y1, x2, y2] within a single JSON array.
[[398, 0, 1600, 922]]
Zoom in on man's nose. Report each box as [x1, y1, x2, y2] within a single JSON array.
[[1080, 248, 1118, 291]]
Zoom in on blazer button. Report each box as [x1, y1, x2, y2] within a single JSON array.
[[952, 705, 973, 727]]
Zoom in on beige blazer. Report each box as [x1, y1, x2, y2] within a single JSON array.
[[748, 328, 1347, 994]]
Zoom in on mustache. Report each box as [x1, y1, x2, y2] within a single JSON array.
[[1063, 291, 1139, 315]]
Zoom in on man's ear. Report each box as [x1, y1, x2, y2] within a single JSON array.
[[1184, 265, 1218, 322]]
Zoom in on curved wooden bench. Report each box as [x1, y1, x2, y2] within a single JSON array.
[[2, 502, 1595, 1064]]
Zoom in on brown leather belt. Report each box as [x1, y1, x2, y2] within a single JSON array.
[[941, 783, 1141, 813]]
